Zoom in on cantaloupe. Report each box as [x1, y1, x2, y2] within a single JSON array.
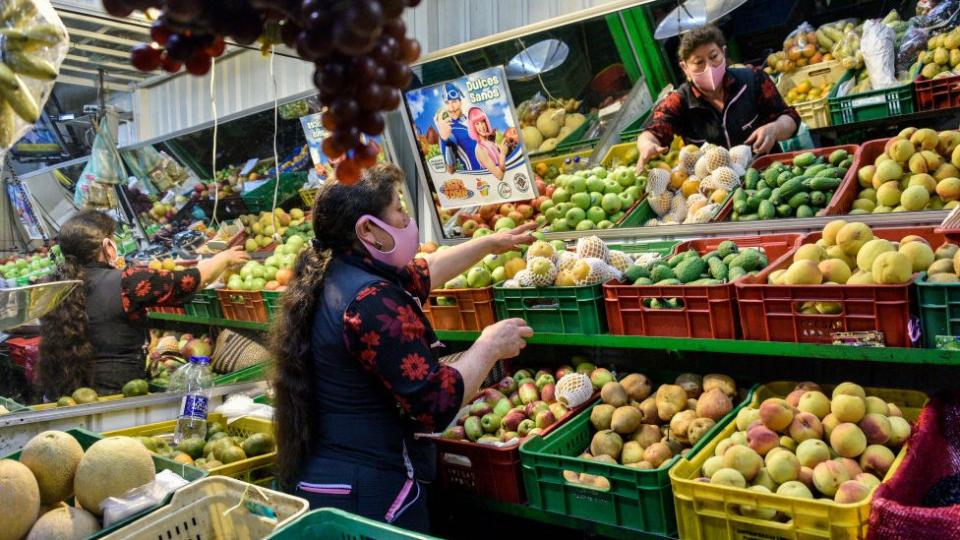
[[26, 506, 99, 540], [74, 437, 154, 516], [20, 431, 84, 505], [0, 459, 41, 540]]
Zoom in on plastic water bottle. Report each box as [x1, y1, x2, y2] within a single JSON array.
[[173, 356, 213, 445]]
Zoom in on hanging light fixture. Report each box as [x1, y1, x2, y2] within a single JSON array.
[[654, 0, 749, 40]]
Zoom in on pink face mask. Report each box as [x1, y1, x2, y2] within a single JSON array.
[[356, 214, 420, 269], [689, 58, 726, 93]]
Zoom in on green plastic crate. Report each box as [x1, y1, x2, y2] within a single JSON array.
[[267, 508, 438, 539], [916, 272, 960, 348], [2, 428, 207, 540], [0, 395, 27, 413], [493, 283, 605, 334], [184, 289, 222, 319], [619, 110, 652, 143], [519, 379, 756, 536], [253, 393, 273, 405], [262, 290, 282, 321], [242, 172, 308, 213], [213, 361, 270, 386], [616, 199, 655, 228], [828, 68, 916, 126]]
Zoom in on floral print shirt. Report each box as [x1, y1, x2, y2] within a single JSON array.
[[341, 254, 465, 433], [120, 266, 201, 321]]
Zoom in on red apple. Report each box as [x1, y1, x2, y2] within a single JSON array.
[[499, 203, 515, 217], [517, 204, 534, 219]]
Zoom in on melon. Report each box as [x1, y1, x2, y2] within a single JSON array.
[[0, 459, 41, 540], [535, 108, 565, 138], [19, 431, 84, 505], [26, 506, 99, 540], [74, 437, 155, 516], [522, 126, 543, 149]]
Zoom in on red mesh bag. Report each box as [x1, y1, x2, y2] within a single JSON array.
[[868, 391, 960, 540]]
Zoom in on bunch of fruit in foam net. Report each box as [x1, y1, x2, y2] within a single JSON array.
[[104, 0, 422, 184]]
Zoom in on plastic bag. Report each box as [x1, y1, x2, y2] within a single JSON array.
[[919, 0, 960, 30], [0, 0, 68, 158], [781, 22, 817, 71], [898, 25, 930, 75], [833, 26, 864, 70], [214, 393, 273, 422], [815, 18, 857, 55], [862, 19, 898, 90], [101, 469, 190, 528]]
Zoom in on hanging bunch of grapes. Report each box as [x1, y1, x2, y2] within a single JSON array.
[[104, 0, 423, 184]]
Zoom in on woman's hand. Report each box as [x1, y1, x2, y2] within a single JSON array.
[[198, 246, 250, 285], [481, 222, 537, 254], [214, 246, 251, 267], [635, 132, 667, 173], [478, 318, 534, 360], [745, 121, 782, 155]]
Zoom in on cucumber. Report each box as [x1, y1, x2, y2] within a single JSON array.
[[777, 170, 794, 186], [804, 164, 829, 176], [808, 177, 842, 191], [810, 190, 826, 207], [758, 200, 776, 219], [796, 205, 815, 218], [815, 167, 842, 178], [776, 203, 794, 217], [738, 213, 760, 221], [733, 199, 749, 214], [769, 187, 783, 205], [840, 157, 854, 169], [793, 152, 817, 167], [744, 168, 760, 189], [779, 177, 806, 200], [788, 192, 811, 208], [829, 149, 849, 166], [792, 165, 804, 176], [757, 179, 770, 191]]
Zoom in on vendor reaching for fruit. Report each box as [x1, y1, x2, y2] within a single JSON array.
[[271, 163, 534, 532], [37, 211, 249, 397], [636, 25, 800, 169]]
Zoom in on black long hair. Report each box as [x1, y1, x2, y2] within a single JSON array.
[[271, 164, 403, 489], [38, 210, 116, 398]]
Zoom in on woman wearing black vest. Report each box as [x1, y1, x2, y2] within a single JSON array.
[[38, 210, 249, 397], [271, 164, 534, 532], [636, 25, 801, 168]]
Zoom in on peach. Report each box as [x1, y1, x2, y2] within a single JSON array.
[[831, 394, 866, 423], [859, 444, 896, 477], [753, 467, 778, 491], [788, 412, 824, 443], [834, 457, 862, 478], [795, 381, 823, 393], [759, 398, 794, 433], [715, 438, 736, 457], [796, 439, 831, 468], [687, 398, 699, 411], [702, 455, 724, 477], [798, 391, 831, 419], [723, 445, 764, 482], [786, 388, 806, 407], [813, 460, 851, 497], [864, 396, 889, 415], [830, 423, 867, 458], [765, 449, 801, 484], [747, 425, 780, 456], [832, 382, 866, 399], [736, 408, 760, 432], [780, 436, 797, 452], [696, 388, 734, 421], [643, 442, 673, 468], [835, 480, 872, 504], [798, 466, 815, 490], [777, 480, 814, 499], [859, 413, 892, 445], [730, 431, 748, 447], [887, 416, 912, 447], [855, 472, 881, 490], [822, 413, 841, 437], [710, 468, 746, 488]]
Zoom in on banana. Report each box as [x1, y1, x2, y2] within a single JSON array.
[[816, 29, 835, 50], [1, 0, 37, 27], [0, 25, 64, 52], [822, 26, 844, 43], [0, 66, 38, 123], [0, 100, 14, 148], [4, 50, 57, 80]]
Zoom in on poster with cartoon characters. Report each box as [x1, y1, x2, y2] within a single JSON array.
[[404, 66, 537, 209]]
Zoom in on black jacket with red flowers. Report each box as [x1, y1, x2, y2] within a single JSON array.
[[647, 66, 801, 149]]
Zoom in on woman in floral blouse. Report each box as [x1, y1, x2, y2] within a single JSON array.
[[38, 210, 249, 397], [271, 164, 533, 532]]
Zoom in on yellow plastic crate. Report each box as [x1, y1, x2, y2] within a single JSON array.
[[669, 381, 928, 540], [299, 187, 317, 208], [30, 393, 125, 411], [778, 61, 846, 129], [531, 149, 593, 177], [105, 413, 276, 487]]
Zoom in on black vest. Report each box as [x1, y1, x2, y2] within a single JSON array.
[[84, 265, 148, 394], [674, 67, 763, 148], [308, 257, 437, 479]]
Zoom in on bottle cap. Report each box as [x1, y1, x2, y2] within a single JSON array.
[[189, 356, 211, 365]]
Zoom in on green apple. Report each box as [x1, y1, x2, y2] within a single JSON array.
[[551, 187, 570, 204], [251, 266, 265, 279], [586, 176, 605, 193], [539, 200, 555, 214], [551, 218, 570, 232], [589, 191, 603, 207], [263, 266, 278, 280], [466, 266, 493, 288], [570, 192, 591, 210], [286, 235, 305, 249], [601, 193, 623, 214], [445, 275, 468, 289], [227, 275, 243, 289], [591, 166, 608, 179], [503, 250, 522, 261], [550, 240, 566, 252], [610, 211, 625, 223], [569, 176, 587, 193], [543, 207, 560, 222], [587, 206, 607, 224], [483, 253, 505, 271], [265, 255, 279, 267], [531, 231, 546, 242], [494, 217, 516, 231], [491, 266, 506, 283], [575, 220, 595, 231], [239, 266, 254, 279], [535, 215, 547, 226], [280, 253, 297, 268], [473, 228, 493, 238], [618, 192, 636, 209], [598, 220, 614, 229], [251, 277, 266, 291], [565, 207, 586, 224], [603, 180, 623, 194]]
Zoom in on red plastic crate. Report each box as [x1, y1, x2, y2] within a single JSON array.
[[713, 145, 859, 221], [147, 306, 187, 314], [7, 336, 40, 385], [420, 287, 496, 332], [603, 233, 802, 339], [432, 389, 597, 504], [736, 226, 947, 347], [825, 138, 888, 216], [915, 74, 960, 111], [216, 289, 268, 323]]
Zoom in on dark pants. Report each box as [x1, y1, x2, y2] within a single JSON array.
[[293, 456, 430, 533]]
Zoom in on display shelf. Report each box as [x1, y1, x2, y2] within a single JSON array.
[[147, 310, 270, 331], [434, 331, 960, 365], [810, 105, 960, 137], [444, 495, 675, 540]]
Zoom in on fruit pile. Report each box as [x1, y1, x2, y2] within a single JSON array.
[[730, 149, 851, 221], [147, 331, 215, 388], [146, 257, 188, 271], [583, 373, 738, 471], [769, 221, 925, 288], [918, 27, 960, 80], [697, 381, 910, 508], [517, 98, 586, 153], [851, 128, 960, 214], [921, 242, 960, 283], [644, 143, 752, 226], [51, 387, 100, 408], [622, 240, 772, 288], [133, 419, 275, 472], [0, 247, 58, 286], [440, 359, 605, 445], [1, 432, 159, 539], [783, 79, 835, 106], [766, 20, 843, 74], [542, 165, 644, 232], [145, 201, 179, 225], [454, 193, 545, 238], [499, 237, 633, 288], [238, 209, 309, 252]]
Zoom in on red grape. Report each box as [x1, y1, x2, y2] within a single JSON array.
[[164, 33, 193, 61], [207, 36, 226, 57], [385, 61, 412, 88], [333, 23, 378, 55], [150, 21, 171, 46], [161, 53, 182, 73], [185, 52, 212, 75], [103, 0, 134, 17], [356, 140, 380, 168], [335, 158, 361, 185], [381, 0, 405, 19], [165, 0, 203, 19], [357, 83, 384, 111], [351, 1, 384, 34], [131, 44, 162, 71], [383, 17, 405, 40], [330, 97, 359, 124], [408, 0, 421, 6], [382, 88, 401, 110], [317, 62, 347, 92], [399, 37, 420, 63], [322, 137, 346, 160], [332, 126, 360, 149], [280, 21, 300, 47], [321, 111, 338, 131], [352, 55, 378, 82], [357, 112, 385, 136]]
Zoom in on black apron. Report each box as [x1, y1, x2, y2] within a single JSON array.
[[84, 265, 148, 394]]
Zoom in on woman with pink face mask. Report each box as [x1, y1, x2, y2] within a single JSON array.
[[467, 107, 512, 180], [635, 25, 800, 169], [271, 163, 534, 532]]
